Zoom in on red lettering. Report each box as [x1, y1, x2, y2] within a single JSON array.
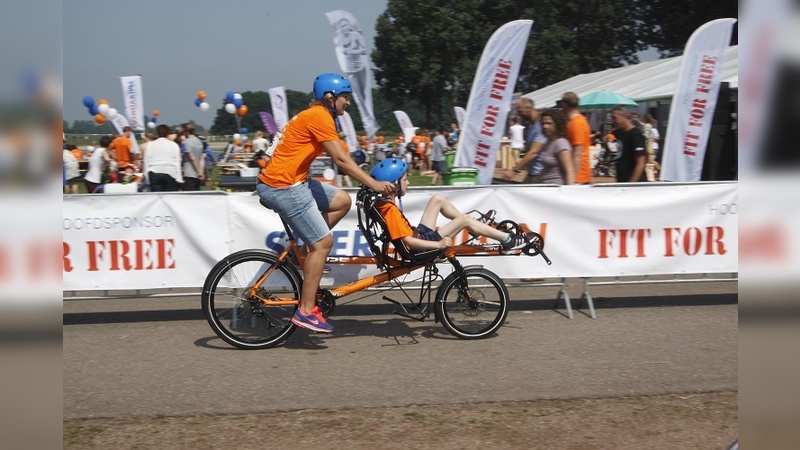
[[87, 241, 105, 271], [664, 226, 725, 257], [85, 239, 175, 271], [135, 239, 154, 270], [63, 242, 73, 273], [598, 228, 651, 258], [705, 226, 726, 255], [682, 227, 703, 255]]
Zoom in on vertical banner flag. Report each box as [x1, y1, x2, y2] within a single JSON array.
[[454, 20, 533, 185], [660, 18, 736, 181], [259, 111, 278, 135], [393, 110, 417, 142], [454, 106, 466, 131], [109, 113, 141, 156], [119, 75, 145, 131], [268, 86, 289, 130], [340, 111, 358, 152], [325, 10, 380, 139]]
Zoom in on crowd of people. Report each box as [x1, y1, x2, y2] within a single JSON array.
[[505, 92, 662, 185]]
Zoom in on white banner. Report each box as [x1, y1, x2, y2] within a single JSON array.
[[119, 75, 145, 131], [660, 18, 737, 181], [109, 114, 141, 156], [63, 183, 737, 292], [340, 111, 358, 152], [325, 10, 380, 139], [454, 106, 466, 131], [454, 20, 533, 184], [268, 86, 289, 131], [393, 110, 417, 142]]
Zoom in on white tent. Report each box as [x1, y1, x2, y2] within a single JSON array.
[[523, 45, 738, 107]]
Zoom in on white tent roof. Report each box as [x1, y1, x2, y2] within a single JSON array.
[[523, 45, 738, 108]]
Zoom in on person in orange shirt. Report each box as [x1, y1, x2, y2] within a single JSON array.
[[561, 92, 593, 184], [256, 73, 393, 334], [109, 126, 135, 175]]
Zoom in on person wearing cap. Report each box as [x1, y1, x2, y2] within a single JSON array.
[[256, 73, 394, 334]]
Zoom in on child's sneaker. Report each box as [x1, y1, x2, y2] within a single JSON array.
[[501, 233, 527, 254], [291, 306, 333, 333]]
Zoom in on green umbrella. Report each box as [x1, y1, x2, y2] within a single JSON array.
[[579, 91, 638, 109]]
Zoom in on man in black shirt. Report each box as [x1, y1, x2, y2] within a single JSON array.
[[611, 105, 646, 182]]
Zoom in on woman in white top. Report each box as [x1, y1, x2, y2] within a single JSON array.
[[83, 136, 112, 193], [252, 131, 269, 152], [144, 124, 184, 191]]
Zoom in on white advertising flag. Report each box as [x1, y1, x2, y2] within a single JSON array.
[[268, 86, 289, 130], [454, 20, 533, 185], [393, 110, 418, 142], [340, 111, 358, 152], [325, 10, 380, 139], [454, 106, 466, 130], [119, 75, 145, 131], [660, 18, 736, 181]]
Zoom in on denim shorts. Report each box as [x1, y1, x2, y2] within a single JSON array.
[[412, 224, 443, 254], [256, 178, 339, 245]]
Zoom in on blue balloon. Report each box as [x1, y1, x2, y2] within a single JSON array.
[[83, 96, 95, 108], [195, 98, 202, 107], [225, 91, 235, 102], [233, 98, 243, 108], [241, 127, 248, 134], [89, 105, 98, 115], [152, 117, 157, 124]]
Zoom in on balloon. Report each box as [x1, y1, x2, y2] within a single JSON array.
[[225, 91, 235, 102], [233, 98, 243, 108], [82, 96, 95, 108], [147, 121, 156, 129], [194, 98, 202, 107], [151, 116, 157, 123], [94, 113, 106, 125], [152, 110, 160, 117], [199, 102, 210, 111], [97, 98, 109, 105], [89, 104, 99, 115], [237, 105, 248, 116], [241, 135, 248, 142], [233, 133, 241, 141], [225, 103, 236, 114], [233, 93, 242, 100], [97, 103, 110, 116], [197, 90, 206, 100], [106, 108, 118, 120], [86, 146, 95, 153], [241, 127, 248, 134]]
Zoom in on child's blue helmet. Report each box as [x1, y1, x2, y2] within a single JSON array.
[[313, 73, 353, 99], [370, 157, 408, 183]]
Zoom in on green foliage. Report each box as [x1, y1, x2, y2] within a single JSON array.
[[67, 119, 116, 135], [638, 0, 738, 57]]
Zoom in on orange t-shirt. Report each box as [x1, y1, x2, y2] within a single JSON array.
[[567, 114, 592, 183], [70, 148, 83, 161], [110, 136, 132, 169], [259, 105, 338, 188], [375, 200, 413, 241]]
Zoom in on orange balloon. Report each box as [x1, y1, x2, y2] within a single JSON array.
[[97, 98, 109, 105], [152, 110, 160, 117], [237, 105, 248, 116], [94, 113, 106, 124], [197, 90, 207, 100]]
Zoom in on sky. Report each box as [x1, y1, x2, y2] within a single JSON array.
[[63, 0, 389, 129]]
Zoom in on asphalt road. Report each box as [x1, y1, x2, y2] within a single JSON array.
[[63, 279, 737, 420]]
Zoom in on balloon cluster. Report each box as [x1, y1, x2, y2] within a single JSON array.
[[224, 91, 248, 116], [82, 96, 118, 125], [232, 127, 249, 146], [194, 90, 210, 111], [147, 110, 160, 129]]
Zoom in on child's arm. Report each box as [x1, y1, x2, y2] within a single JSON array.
[[401, 235, 452, 250]]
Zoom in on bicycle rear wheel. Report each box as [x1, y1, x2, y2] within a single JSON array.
[[202, 249, 302, 349], [435, 267, 509, 339]]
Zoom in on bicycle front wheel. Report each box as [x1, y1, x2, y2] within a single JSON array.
[[435, 267, 509, 339], [202, 249, 302, 349]]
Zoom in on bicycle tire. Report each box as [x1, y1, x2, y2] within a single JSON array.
[[435, 267, 509, 339], [202, 249, 302, 349]]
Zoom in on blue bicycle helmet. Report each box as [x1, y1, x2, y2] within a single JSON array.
[[313, 73, 353, 99], [370, 157, 408, 183]]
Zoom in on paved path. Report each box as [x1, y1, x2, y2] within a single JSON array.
[[63, 280, 737, 420]]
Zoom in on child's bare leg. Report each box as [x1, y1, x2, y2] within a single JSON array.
[[419, 194, 462, 228], [438, 215, 509, 242]]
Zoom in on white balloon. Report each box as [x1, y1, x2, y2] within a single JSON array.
[[147, 121, 157, 129], [106, 108, 118, 119], [233, 133, 241, 140], [86, 145, 95, 153], [225, 103, 237, 114], [200, 102, 210, 111], [241, 135, 248, 142], [233, 93, 243, 100], [97, 103, 110, 116]]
